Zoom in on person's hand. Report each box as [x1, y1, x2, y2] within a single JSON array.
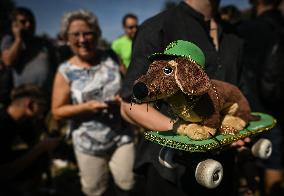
[[84, 100, 108, 112], [37, 137, 61, 153], [105, 95, 122, 106], [12, 21, 24, 40], [231, 137, 251, 149]]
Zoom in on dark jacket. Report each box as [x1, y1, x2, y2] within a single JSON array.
[[120, 2, 243, 195]]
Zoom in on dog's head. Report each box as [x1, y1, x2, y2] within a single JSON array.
[[133, 57, 211, 102]]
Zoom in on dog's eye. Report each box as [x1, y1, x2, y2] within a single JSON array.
[[163, 66, 173, 75]]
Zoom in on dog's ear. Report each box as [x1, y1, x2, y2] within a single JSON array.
[[174, 58, 211, 96]]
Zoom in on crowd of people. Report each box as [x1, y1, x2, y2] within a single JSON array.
[[0, 0, 283, 196]]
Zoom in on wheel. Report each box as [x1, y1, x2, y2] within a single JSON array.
[[195, 159, 223, 189], [158, 147, 177, 169], [251, 138, 272, 159]]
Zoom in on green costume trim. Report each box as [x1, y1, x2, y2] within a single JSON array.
[[144, 112, 276, 152]]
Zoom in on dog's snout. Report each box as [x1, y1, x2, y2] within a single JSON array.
[[133, 82, 149, 100]]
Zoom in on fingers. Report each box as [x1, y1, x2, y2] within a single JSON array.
[[231, 139, 245, 147], [231, 137, 250, 148], [86, 100, 108, 112], [244, 137, 251, 143]]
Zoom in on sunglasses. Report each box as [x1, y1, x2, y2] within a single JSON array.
[[17, 19, 30, 25], [125, 25, 138, 29], [67, 31, 95, 40]]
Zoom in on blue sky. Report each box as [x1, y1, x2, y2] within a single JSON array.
[[15, 0, 250, 42]]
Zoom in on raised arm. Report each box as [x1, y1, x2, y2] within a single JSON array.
[[1, 21, 25, 66]]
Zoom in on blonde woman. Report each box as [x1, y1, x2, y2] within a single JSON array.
[[52, 10, 135, 196]]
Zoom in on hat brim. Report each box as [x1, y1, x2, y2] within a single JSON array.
[[148, 53, 205, 69], [148, 53, 190, 61]]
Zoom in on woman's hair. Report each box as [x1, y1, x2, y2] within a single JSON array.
[[60, 9, 101, 41]]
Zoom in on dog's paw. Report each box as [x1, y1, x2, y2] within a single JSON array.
[[221, 115, 246, 135], [176, 123, 216, 140], [221, 103, 239, 115]]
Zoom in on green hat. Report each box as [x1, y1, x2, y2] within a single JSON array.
[[149, 40, 205, 68]]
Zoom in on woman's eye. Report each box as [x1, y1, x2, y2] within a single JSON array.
[[163, 66, 173, 75]]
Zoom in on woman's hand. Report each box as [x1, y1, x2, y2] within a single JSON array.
[[84, 100, 108, 112]]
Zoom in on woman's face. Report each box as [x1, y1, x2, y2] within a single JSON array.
[[67, 19, 96, 60]]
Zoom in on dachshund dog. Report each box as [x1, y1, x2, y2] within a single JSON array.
[[133, 57, 256, 140]]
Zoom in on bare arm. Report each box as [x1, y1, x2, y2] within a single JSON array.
[[1, 21, 24, 66], [51, 72, 107, 120], [121, 101, 174, 131], [1, 38, 22, 66]]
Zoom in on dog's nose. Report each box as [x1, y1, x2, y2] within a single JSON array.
[[133, 82, 148, 100]]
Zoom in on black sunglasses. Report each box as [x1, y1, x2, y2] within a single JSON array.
[[125, 25, 138, 29]]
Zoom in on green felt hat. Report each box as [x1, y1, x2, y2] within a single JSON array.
[[149, 40, 205, 69]]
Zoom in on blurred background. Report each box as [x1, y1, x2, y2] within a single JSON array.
[[0, 0, 284, 196], [1, 0, 250, 45]]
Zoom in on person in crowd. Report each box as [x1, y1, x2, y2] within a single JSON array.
[[52, 10, 135, 196], [120, 0, 249, 195], [238, 0, 284, 195], [111, 13, 138, 74], [219, 5, 242, 25], [55, 33, 73, 65], [0, 84, 60, 195], [0, 7, 57, 94]]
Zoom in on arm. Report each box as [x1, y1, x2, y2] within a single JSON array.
[[119, 20, 171, 131], [121, 101, 174, 131], [51, 71, 107, 120], [1, 22, 24, 66]]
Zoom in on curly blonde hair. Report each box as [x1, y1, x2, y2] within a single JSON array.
[[60, 9, 101, 41]]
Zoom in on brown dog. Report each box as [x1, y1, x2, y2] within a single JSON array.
[[133, 57, 256, 140]]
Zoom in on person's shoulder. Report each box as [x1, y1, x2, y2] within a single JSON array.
[[58, 60, 72, 72], [111, 35, 127, 47], [220, 23, 243, 44], [113, 35, 127, 42], [35, 36, 55, 49], [140, 5, 180, 29]]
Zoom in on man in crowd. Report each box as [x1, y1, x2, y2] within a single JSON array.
[[120, 0, 248, 195], [0, 7, 56, 95], [112, 13, 138, 74], [0, 84, 60, 195]]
